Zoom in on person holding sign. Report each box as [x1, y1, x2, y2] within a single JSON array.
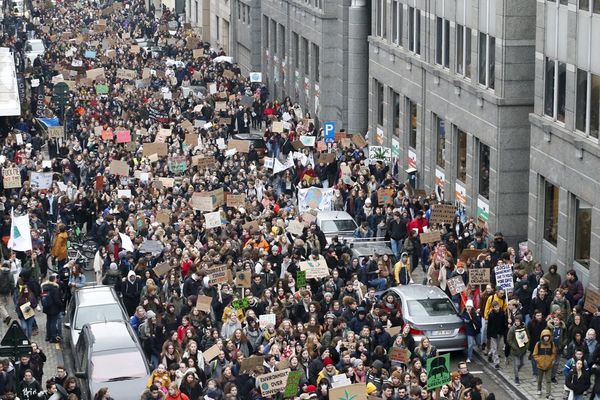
[[460, 300, 481, 363], [507, 316, 529, 385]]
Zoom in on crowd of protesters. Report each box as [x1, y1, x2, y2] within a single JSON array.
[[0, 0, 600, 400]]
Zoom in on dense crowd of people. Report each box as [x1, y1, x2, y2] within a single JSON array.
[[0, 0, 600, 400]]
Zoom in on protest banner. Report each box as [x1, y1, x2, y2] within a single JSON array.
[[459, 249, 486, 262], [232, 298, 249, 310], [329, 384, 367, 400], [193, 48, 204, 58], [198, 188, 225, 208], [429, 204, 457, 225], [426, 354, 451, 390], [108, 160, 129, 176], [420, 231, 442, 244], [584, 287, 600, 313], [3, 168, 21, 189], [116, 68, 137, 80], [30, 172, 53, 189], [296, 270, 306, 289], [257, 369, 290, 397], [389, 348, 412, 364], [368, 146, 392, 163], [447, 276, 466, 296], [153, 262, 173, 277], [116, 130, 131, 143], [494, 264, 514, 291], [297, 187, 334, 213], [377, 188, 394, 205], [48, 126, 64, 138], [143, 142, 168, 157], [287, 219, 305, 236], [228, 139, 250, 153], [156, 211, 171, 225], [184, 133, 198, 147], [195, 295, 212, 313], [226, 193, 246, 208], [299, 258, 329, 279], [168, 156, 188, 174], [86, 67, 105, 80], [468, 268, 491, 285], [259, 314, 276, 329], [206, 265, 231, 285]]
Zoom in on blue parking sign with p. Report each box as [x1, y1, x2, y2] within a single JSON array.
[[323, 121, 336, 143]]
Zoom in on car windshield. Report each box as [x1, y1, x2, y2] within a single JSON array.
[[320, 219, 357, 233], [91, 352, 147, 382], [75, 304, 123, 329], [407, 298, 456, 317], [28, 42, 44, 52]]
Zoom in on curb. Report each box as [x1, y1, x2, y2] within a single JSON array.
[[473, 352, 529, 400]]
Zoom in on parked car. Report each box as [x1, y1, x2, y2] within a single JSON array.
[[315, 211, 358, 242], [25, 39, 44, 65], [379, 284, 466, 351], [74, 321, 150, 400], [64, 285, 129, 350], [231, 133, 267, 157]]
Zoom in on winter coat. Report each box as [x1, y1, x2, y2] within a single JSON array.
[[565, 369, 590, 395], [486, 309, 507, 338], [460, 310, 481, 337], [483, 294, 507, 320], [507, 325, 529, 356], [41, 281, 62, 316], [0, 266, 14, 295], [18, 378, 42, 400], [533, 329, 557, 371], [547, 319, 568, 351], [527, 319, 547, 353]]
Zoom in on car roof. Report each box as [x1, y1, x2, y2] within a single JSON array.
[[75, 286, 119, 307], [351, 243, 394, 257], [386, 284, 449, 300], [316, 211, 354, 220], [232, 133, 264, 140], [85, 321, 139, 352]]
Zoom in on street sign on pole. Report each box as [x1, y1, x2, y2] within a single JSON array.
[[53, 82, 70, 108], [323, 121, 336, 143], [0, 320, 32, 358]]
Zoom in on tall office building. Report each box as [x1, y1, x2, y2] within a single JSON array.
[[367, 0, 536, 245], [230, 0, 370, 134], [527, 0, 600, 285]]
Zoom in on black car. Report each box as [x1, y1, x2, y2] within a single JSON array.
[[74, 321, 150, 400], [231, 133, 267, 157]]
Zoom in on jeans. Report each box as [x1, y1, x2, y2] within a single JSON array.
[[481, 319, 488, 347], [552, 354, 561, 379], [537, 369, 552, 396], [46, 313, 59, 341], [20, 317, 34, 339], [390, 239, 402, 259], [489, 336, 503, 365], [368, 278, 388, 291], [467, 335, 477, 360], [512, 353, 525, 379]]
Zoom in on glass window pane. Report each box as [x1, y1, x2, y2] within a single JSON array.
[[543, 181, 559, 245], [457, 25, 464, 75], [580, 0, 590, 11], [576, 69, 588, 133], [409, 99, 417, 149], [392, 1, 398, 43], [591, 74, 600, 138], [436, 17, 443, 65], [457, 129, 467, 182], [377, 82, 384, 125], [545, 58, 555, 117], [409, 8, 415, 51], [479, 32, 486, 85], [466, 28, 472, 78], [575, 199, 592, 269], [557, 62, 567, 122], [398, 4, 403, 45], [478, 143, 490, 199], [489, 36, 495, 89], [393, 92, 401, 136], [444, 20, 450, 68], [560, 0, 568, 5], [436, 117, 446, 168], [415, 10, 421, 54], [595, 0, 600, 13]]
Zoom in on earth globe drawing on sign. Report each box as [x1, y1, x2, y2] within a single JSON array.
[[304, 188, 323, 210]]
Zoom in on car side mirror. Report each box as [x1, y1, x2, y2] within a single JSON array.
[[74, 371, 87, 379], [63, 322, 71, 329]]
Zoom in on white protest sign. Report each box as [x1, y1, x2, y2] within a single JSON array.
[[494, 265, 514, 291], [259, 314, 276, 329], [256, 369, 290, 397], [30, 172, 53, 189], [204, 211, 222, 229]]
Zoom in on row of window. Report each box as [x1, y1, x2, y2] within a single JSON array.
[[237, 1, 251, 25], [544, 57, 600, 139], [561, 0, 600, 13], [263, 16, 320, 83], [374, 1, 496, 90], [376, 82, 490, 200]]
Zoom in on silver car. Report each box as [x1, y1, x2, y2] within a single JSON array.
[[381, 284, 466, 351]]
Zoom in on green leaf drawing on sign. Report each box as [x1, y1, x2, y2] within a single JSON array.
[[338, 389, 356, 400]]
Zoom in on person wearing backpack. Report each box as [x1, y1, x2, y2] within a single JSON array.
[[0, 261, 15, 325], [41, 274, 63, 343]]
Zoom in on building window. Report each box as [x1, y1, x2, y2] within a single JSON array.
[[408, 7, 421, 55], [393, 92, 400, 136], [312, 43, 320, 83], [271, 20, 277, 54], [408, 99, 417, 149], [392, 0, 402, 45], [435, 116, 446, 169], [574, 199, 592, 268], [575, 69, 600, 139], [544, 57, 566, 123], [579, 0, 590, 10], [436, 18, 450, 68], [377, 82, 384, 126], [478, 33, 495, 89], [478, 142, 490, 200], [376, 0, 387, 38], [456, 24, 472, 78], [263, 16, 269, 49], [293, 32, 299, 69], [543, 181, 559, 245], [457, 129, 467, 183], [302, 38, 309, 75], [216, 17, 220, 41], [280, 25, 286, 56]]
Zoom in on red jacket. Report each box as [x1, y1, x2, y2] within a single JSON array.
[[407, 217, 429, 235], [165, 391, 189, 400]]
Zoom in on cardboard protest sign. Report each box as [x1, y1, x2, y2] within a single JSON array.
[[86, 67, 105, 80], [257, 369, 290, 397], [116, 68, 137, 80], [195, 295, 213, 313], [377, 188, 394, 205], [426, 354, 451, 390], [184, 133, 198, 147], [153, 262, 173, 277], [194, 156, 215, 170], [351, 133, 368, 148], [429, 204, 457, 225], [223, 69, 235, 79], [226, 193, 246, 208], [235, 271, 251, 288], [420, 230, 442, 244], [287, 220, 305, 236], [459, 249, 486, 262], [116, 130, 131, 143], [20, 302, 35, 320], [207, 265, 231, 285], [30, 172, 53, 190], [389, 348, 412, 364], [168, 156, 188, 174], [447, 276, 467, 296], [143, 142, 168, 157], [468, 268, 490, 285], [329, 384, 367, 400], [299, 258, 329, 279], [228, 139, 250, 153], [129, 45, 140, 54], [108, 160, 129, 176], [193, 48, 204, 58], [48, 126, 64, 139], [3, 168, 21, 188], [584, 287, 600, 313], [158, 177, 174, 188], [272, 121, 284, 133], [240, 356, 264, 374], [190, 193, 214, 212], [203, 344, 220, 363], [494, 264, 514, 291], [156, 211, 171, 225], [204, 211, 222, 229]]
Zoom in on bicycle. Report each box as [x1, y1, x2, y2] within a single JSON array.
[[46, 222, 97, 273]]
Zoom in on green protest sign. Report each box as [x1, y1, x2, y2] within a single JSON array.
[[232, 298, 249, 310], [283, 370, 302, 398], [95, 84, 109, 94], [426, 353, 451, 390], [296, 270, 306, 289]]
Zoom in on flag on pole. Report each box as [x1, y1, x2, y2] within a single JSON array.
[[8, 209, 32, 252]]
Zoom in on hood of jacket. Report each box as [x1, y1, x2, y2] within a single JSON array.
[[540, 328, 552, 340]]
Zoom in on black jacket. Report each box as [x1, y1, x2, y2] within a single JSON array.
[[41, 281, 62, 316], [565, 369, 590, 395]]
